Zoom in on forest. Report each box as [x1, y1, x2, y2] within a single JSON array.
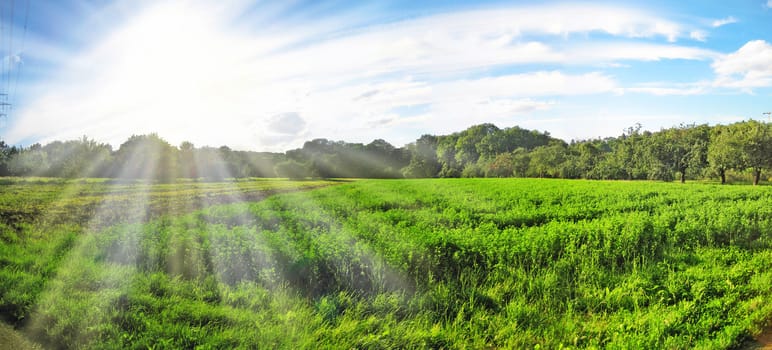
[[0, 119, 770, 184]]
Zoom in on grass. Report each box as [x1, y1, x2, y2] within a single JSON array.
[[1, 178, 770, 348]]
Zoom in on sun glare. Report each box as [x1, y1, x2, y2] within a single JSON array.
[[65, 2, 277, 148]]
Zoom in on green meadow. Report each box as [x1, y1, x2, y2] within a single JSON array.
[[1, 178, 771, 348]]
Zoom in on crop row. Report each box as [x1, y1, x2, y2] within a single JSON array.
[[1, 178, 771, 348]]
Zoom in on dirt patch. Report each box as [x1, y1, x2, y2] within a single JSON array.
[[0, 322, 42, 349], [741, 324, 772, 350]]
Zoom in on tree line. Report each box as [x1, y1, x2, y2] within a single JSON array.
[[0, 120, 770, 184]]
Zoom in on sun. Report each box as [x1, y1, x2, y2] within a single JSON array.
[[95, 2, 227, 109]]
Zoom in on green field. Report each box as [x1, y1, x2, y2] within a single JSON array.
[[1, 178, 771, 348]]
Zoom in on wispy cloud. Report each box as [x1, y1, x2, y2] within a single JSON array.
[[4, 1, 738, 150], [711, 16, 737, 27], [689, 30, 708, 42], [625, 82, 710, 95]]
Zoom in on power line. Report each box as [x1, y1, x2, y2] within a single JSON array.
[[0, 0, 6, 125], [7, 0, 15, 98], [10, 0, 27, 115], [0, 0, 30, 130]]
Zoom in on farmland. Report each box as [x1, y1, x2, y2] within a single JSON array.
[[1, 178, 771, 348]]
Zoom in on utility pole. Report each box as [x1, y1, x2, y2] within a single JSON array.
[[0, 93, 7, 128]]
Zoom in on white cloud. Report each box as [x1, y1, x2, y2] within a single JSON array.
[[7, 1, 716, 150], [568, 42, 716, 62], [767, 0, 772, 8], [266, 112, 306, 135], [712, 40, 772, 88], [406, 3, 684, 41], [711, 16, 737, 27], [436, 71, 617, 98], [689, 30, 708, 42], [625, 82, 710, 95]]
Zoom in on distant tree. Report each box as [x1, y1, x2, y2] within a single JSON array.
[[573, 142, 603, 178], [438, 163, 461, 178], [477, 126, 551, 161], [241, 152, 282, 177], [112, 134, 178, 182], [732, 120, 772, 185], [363, 139, 407, 178], [511, 148, 531, 178], [178, 141, 197, 179], [485, 152, 515, 178], [647, 124, 709, 183], [0, 140, 18, 176], [218, 145, 252, 178], [285, 138, 405, 178], [612, 124, 649, 180], [402, 135, 440, 178], [402, 158, 435, 178], [707, 125, 740, 184], [527, 142, 567, 178], [275, 160, 309, 180], [461, 163, 484, 178], [41, 136, 112, 178], [454, 123, 499, 165], [8, 143, 49, 176], [436, 135, 461, 177]]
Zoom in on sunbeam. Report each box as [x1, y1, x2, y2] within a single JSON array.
[[20, 140, 158, 346]]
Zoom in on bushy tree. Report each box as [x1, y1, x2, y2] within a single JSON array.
[[8, 144, 49, 176], [527, 142, 567, 178], [733, 120, 772, 185], [647, 124, 708, 183], [707, 125, 739, 184], [41, 137, 112, 178], [0, 140, 18, 176], [112, 134, 178, 182], [275, 160, 310, 180], [485, 153, 515, 178]]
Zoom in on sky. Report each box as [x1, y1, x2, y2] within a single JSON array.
[[1, 0, 771, 152]]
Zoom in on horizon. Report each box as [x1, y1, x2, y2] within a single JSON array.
[[5, 118, 767, 154], [1, 0, 771, 152]]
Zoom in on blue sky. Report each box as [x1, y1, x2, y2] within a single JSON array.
[[1, 0, 771, 151]]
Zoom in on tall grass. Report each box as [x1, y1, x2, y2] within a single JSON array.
[[1, 178, 770, 348]]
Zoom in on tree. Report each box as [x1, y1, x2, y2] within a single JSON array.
[[707, 125, 740, 184], [733, 120, 772, 185], [612, 124, 649, 180], [477, 126, 551, 161], [454, 123, 499, 165], [8, 144, 49, 176], [485, 152, 515, 178], [527, 142, 567, 178], [511, 148, 531, 177], [402, 135, 440, 178], [40, 137, 112, 178], [647, 124, 709, 183], [178, 141, 197, 179], [112, 134, 178, 182], [274, 160, 309, 180], [0, 140, 18, 176], [574, 142, 604, 179], [436, 135, 461, 178]]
